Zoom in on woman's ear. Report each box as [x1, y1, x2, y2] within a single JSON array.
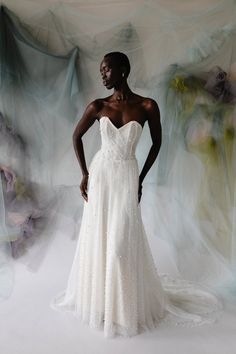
[[121, 66, 127, 78]]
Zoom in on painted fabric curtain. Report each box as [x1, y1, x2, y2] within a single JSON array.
[[0, 6, 79, 299], [1, 0, 236, 302]]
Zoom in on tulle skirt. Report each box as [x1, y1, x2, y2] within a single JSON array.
[[50, 150, 223, 338]]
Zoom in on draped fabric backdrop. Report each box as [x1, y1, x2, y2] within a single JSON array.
[[1, 0, 236, 302]]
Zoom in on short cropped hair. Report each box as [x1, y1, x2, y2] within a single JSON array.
[[104, 51, 131, 78]]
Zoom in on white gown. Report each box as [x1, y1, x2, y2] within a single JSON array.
[[50, 116, 223, 338]]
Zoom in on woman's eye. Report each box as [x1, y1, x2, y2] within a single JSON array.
[[100, 66, 111, 76]]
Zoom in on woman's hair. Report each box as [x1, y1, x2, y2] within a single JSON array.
[[104, 51, 130, 77]]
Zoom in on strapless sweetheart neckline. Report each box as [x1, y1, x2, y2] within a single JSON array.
[[99, 116, 143, 130]]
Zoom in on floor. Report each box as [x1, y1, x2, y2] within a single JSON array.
[[0, 216, 236, 354]]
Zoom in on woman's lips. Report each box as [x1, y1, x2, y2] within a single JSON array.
[[103, 81, 109, 86]]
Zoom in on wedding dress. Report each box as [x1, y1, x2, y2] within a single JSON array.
[[50, 116, 223, 338]]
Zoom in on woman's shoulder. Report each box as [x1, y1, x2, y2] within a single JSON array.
[[140, 95, 158, 105], [88, 97, 111, 111], [131, 93, 159, 106]]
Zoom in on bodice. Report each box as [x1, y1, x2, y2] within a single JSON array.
[[99, 116, 143, 161]]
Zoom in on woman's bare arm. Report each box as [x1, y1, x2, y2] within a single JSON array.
[[72, 100, 99, 177], [72, 100, 100, 201], [139, 98, 162, 185]]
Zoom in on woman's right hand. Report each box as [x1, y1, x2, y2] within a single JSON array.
[[80, 174, 89, 202]]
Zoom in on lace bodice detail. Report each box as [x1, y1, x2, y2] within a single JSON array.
[[99, 116, 143, 161]]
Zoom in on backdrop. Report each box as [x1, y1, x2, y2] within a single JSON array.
[[1, 0, 236, 302]]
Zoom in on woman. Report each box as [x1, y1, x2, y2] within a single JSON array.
[[50, 52, 222, 338]]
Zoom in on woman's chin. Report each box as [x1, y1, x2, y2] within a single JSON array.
[[104, 83, 112, 89]]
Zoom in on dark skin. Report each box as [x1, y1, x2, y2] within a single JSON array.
[[73, 56, 162, 203]]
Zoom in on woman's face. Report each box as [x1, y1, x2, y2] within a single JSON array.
[[100, 57, 122, 89]]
